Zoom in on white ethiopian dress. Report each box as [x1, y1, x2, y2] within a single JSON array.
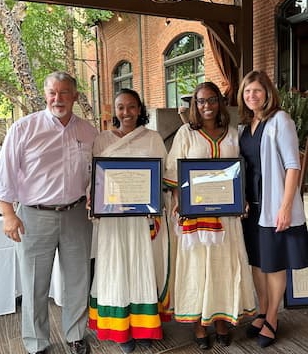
[[164, 123, 256, 326], [89, 126, 172, 343]]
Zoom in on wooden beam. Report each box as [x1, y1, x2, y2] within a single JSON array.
[[238, 0, 253, 79], [22, 0, 241, 24]]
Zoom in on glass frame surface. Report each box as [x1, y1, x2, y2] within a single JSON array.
[[177, 157, 245, 217], [90, 157, 162, 217], [284, 268, 308, 308]]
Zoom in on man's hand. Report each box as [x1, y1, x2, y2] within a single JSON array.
[[3, 213, 24, 242], [0, 201, 24, 242]]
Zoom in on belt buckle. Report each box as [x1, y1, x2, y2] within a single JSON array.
[[54, 197, 84, 211], [55, 204, 73, 211]]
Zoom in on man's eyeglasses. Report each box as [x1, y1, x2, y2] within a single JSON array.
[[195, 96, 219, 105]]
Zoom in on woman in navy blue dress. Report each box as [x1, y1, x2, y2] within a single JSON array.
[[238, 70, 308, 348]]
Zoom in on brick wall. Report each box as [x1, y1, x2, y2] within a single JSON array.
[[98, 15, 221, 107], [81, 0, 285, 126], [253, 0, 283, 83]]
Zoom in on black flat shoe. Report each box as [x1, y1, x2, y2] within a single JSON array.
[[137, 339, 152, 348], [216, 333, 231, 347], [257, 320, 277, 348], [246, 313, 266, 338], [194, 336, 210, 350], [120, 339, 136, 353]]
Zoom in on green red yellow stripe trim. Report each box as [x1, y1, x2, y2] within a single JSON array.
[[174, 307, 256, 326], [149, 217, 161, 239], [89, 298, 163, 342], [198, 128, 227, 158], [163, 178, 177, 188], [180, 217, 223, 234]]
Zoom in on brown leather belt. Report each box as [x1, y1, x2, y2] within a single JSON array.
[[27, 196, 86, 211]]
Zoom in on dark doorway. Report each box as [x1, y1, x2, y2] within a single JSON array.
[[277, 0, 308, 92]]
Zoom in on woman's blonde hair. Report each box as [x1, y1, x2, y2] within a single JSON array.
[[237, 70, 280, 125]]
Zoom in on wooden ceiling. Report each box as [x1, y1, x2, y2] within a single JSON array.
[[22, 0, 253, 76]]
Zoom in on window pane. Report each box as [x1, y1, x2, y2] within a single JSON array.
[[177, 34, 194, 54], [196, 56, 204, 73], [113, 61, 132, 78], [165, 33, 204, 60], [121, 79, 132, 89], [166, 66, 176, 81], [113, 61, 133, 95], [166, 46, 178, 60], [165, 34, 204, 107], [120, 62, 131, 76], [167, 82, 177, 107], [114, 81, 121, 94], [197, 74, 205, 84], [176, 59, 194, 78]]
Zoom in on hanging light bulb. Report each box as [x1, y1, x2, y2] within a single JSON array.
[[165, 18, 171, 26]]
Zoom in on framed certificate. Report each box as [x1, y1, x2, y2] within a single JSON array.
[[178, 158, 245, 217], [284, 268, 308, 308], [90, 157, 162, 217]]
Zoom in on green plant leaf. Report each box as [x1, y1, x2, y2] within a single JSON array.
[[279, 86, 308, 149]]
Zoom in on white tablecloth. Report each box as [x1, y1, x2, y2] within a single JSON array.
[[0, 216, 63, 315]]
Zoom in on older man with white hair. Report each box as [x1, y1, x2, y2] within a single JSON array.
[[0, 71, 98, 354]]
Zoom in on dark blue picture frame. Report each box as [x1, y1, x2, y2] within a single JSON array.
[[178, 157, 245, 217], [90, 157, 162, 217], [284, 269, 308, 308]]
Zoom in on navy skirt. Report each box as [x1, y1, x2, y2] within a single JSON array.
[[242, 204, 308, 273]]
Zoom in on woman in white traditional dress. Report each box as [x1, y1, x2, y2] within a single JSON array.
[[88, 89, 172, 353], [164, 82, 256, 349]]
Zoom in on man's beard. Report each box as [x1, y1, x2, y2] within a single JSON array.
[[51, 105, 68, 119]]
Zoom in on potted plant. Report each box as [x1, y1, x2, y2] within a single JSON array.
[[279, 87, 308, 194], [279, 86, 308, 150]]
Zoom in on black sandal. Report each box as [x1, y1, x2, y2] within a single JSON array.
[[194, 336, 210, 350], [246, 313, 266, 338], [216, 333, 231, 347], [258, 320, 277, 348]]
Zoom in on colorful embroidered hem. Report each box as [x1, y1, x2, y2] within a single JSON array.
[[174, 307, 256, 327], [89, 297, 163, 343]]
